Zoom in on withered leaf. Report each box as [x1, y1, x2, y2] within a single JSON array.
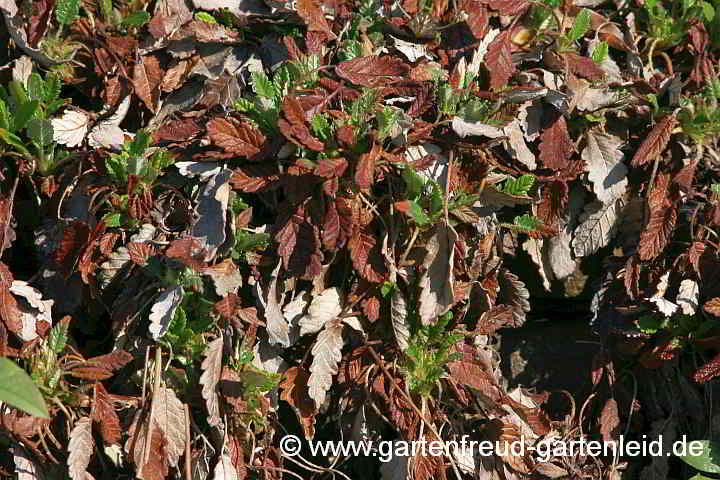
[[296, 0, 336, 40], [308, 322, 344, 408], [150, 386, 186, 467], [485, 30, 514, 89], [207, 118, 266, 159], [631, 112, 677, 167], [391, 288, 410, 351], [335, 56, 410, 88], [91, 382, 121, 446], [539, 114, 574, 170], [599, 398, 620, 442], [300, 287, 342, 336], [418, 223, 457, 325], [279, 367, 316, 439], [200, 336, 224, 425], [68, 417, 94, 480], [355, 143, 379, 191], [705, 297, 720, 316], [497, 269, 530, 327], [148, 285, 184, 341], [132, 55, 163, 113], [583, 129, 627, 203], [638, 173, 676, 261], [572, 198, 624, 257]]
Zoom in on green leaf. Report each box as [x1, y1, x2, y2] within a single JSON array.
[[8, 80, 28, 106], [702, 1, 715, 20], [712, 184, 720, 194], [99, 0, 113, 22], [513, 214, 541, 231], [55, 0, 80, 25], [0, 358, 50, 418], [195, 11, 217, 23], [591, 41, 609, 63], [128, 130, 151, 157], [339, 40, 364, 61], [251, 72, 275, 100], [102, 212, 123, 227], [234, 98, 256, 113], [676, 440, 720, 474], [13, 100, 39, 132], [0, 128, 31, 156], [47, 322, 69, 354], [122, 10, 151, 27], [27, 118, 53, 146], [106, 155, 127, 182], [402, 167, 426, 200], [0, 100, 10, 131], [27, 73, 44, 102], [502, 174, 535, 196], [381, 281, 395, 297], [311, 113, 333, 141], [407, 200, 431, 226], [43, 74, 62, 105], [567, 8, 591, 42]]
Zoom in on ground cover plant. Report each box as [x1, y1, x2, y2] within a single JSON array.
[[4, 0, 720, 478]]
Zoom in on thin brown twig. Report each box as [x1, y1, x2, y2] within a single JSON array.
[[184, 404, 192, 480]]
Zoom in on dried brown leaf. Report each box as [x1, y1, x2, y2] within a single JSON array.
[[91, 382, 121, 445], [151, 386, 186, 467], [200, 336, 224, 424], [207, 118, 266, 159], [335, 56, 410, 88], [296, 0, 336, 40], [704, 297, 720, 316], [630, 112, 677, 167], [308, 322, 344, 407], [485, 30, 514, 89], [67, 417, 94, 480], [539, 114, 574, 170], [418, 223, 457, 325], [638, 173, 676, 261]]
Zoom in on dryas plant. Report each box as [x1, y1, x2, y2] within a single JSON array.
[[402, 312, 463, 397], [642, 0, 715, 49], [0, 72, 68, 175]]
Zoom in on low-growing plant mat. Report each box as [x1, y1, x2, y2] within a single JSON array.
[[3, 0, 720, 479]]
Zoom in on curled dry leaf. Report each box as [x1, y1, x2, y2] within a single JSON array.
[[191, 168, 232, 262], [335, 56, 410, 88], [572, 198, 624, 257], [67, 417, 94, 480], [418, 223, 457, 325], [148, 285, 184, 340], [583, 129, 627, 203], [308, 321, 344, 408], [262, 260, 291, 347], [485, 30, 514, 89], [300, 287, 342, 336], [150, 385, 186, 467], [391, 288, 410, 351], [705, 297, 720, 316], [630, 112, 677, 167], [200, 336, 224, 425], [676, 279, 699, 315], [91, 382, 121, 445]]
